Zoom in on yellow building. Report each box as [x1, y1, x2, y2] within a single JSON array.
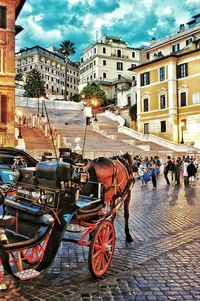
[[131, 16, 200, 148], [0, 0, 25, 146]]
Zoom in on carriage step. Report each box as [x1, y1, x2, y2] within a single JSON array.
[[15, 269, 40, 280]]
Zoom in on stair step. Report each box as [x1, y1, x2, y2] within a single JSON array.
[[15, 269, 40, 280]]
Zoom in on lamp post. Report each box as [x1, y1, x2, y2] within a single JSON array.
[[91, 99, 98, 121], [40, 96, 45, 117], [17, 110, 22, 139], [180, 122, 184, 144]]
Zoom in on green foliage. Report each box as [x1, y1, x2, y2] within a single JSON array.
[[24, 69, 46, 98], [129, 104, 137, 121], [70, 94, 81, 102], [80, 83, 107, 106], [56, 40, 76, 58]]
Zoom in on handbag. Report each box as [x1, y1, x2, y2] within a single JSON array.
[[143, 172, 151, 183]]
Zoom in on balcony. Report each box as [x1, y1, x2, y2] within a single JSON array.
[[111, 53, 129, 59]]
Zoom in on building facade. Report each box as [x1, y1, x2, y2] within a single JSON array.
[[79, 35, 148, 105], [0, 0, 25, 146], [15, 46, 80, 100], [132, 15, 200, 147]]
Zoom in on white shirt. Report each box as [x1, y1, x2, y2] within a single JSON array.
[[183, 162, 189, 176]]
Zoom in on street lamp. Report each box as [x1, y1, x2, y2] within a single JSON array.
[[91, 99, 98, 121], [17, 110, 22, 139], [180, 121, 184, 144], [40, 96, 45, 117]]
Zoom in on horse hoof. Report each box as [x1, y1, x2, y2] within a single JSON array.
[[126, 234, 133, 243]]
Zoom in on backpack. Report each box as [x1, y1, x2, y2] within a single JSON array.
[[169, 163, 175, 171]]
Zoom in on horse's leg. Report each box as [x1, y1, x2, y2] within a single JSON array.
[[124, 193, 133, 242]]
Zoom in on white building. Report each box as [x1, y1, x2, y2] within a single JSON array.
[[79, 35, 148, 106], [15, 46, 80, 99]]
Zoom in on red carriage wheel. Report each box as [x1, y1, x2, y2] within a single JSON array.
[[88, 220, 115, 278]]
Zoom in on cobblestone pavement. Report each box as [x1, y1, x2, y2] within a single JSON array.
[[1, 174, 200, 301]]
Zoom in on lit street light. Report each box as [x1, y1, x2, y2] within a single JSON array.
[[180, 121, 184, 144]]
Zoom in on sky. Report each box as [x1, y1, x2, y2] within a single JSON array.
[[16, 0, 199, 61]]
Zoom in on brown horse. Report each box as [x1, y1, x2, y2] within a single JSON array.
[[80, 153, 135, 242]]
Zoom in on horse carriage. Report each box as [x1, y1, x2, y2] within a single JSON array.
[[0, 153, 135, 290]]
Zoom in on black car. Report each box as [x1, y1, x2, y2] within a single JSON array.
[[0, 147, 37, 167]]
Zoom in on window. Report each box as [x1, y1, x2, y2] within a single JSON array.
[[94, 48, 96, 54], [131, 64, 136, 68], [93, 72, 96, 79], [116, 49, 121, 57], [180, 92, 186, 107], [143, 98, 149, 112], [159, 67, 165, 81], [146, 53, 149, 59], [93, 60, 96, 66], [141, 72, 150, 86], [103, 47, 106, 54], [0, 95, 7, 123], [144, 123, 149, 134], [117, 62, 123, 71], [118, 74, 122, 80], [177, 63, 188, 78], [103, 60, 106, 66], [160, 95, 166, 109], [132, 51, 135, 58], [186, 38, 192, 46], [192, 92, 200, 104], [172, 44, 180, 52], [161, 121, 166, 133], [102, 72, 106, 79], [0, 6, 6, 29]]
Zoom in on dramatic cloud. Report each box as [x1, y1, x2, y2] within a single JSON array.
[[16, 0, 199, 60]]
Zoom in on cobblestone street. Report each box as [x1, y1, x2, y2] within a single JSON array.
[[1, 174, 200, 301]]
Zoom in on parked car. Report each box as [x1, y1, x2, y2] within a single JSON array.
[[0, 147, 37, 168]]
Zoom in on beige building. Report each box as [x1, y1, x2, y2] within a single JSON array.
[[15, 46, 80, 100], [131, 14, 200, 147], [0, 0, 25, 146], [79, 35, 148, 105]]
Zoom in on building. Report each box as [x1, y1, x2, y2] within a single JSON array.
[[131, 14, 200, 147], [79, 35, 148, 106], [0, 0, 25, 147], [15, 46, 80, 99]]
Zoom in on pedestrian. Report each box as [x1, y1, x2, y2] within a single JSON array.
[[149, 159, 157, 189], [183, 158, 189, 187], [187, 160, 197, 186], [138, 160, 147, 187], [174, 159, 181, 186], [163, 156, 174, 185]]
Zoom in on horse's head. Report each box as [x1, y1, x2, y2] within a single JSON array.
[[121, 153, 134, 174]]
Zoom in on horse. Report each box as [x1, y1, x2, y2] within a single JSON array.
[[80, 153, 135, 242]]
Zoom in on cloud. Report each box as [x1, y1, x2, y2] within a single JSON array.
[[16, 0, 199, 60]]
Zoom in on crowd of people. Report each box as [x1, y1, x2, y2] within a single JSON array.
[[132, 154, 199, 189]]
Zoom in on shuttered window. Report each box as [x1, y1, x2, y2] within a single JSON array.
[[0, 6, 6, 29], [1, 95, 7, 123]]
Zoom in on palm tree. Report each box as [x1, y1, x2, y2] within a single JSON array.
[[57, 40, 76, 101]]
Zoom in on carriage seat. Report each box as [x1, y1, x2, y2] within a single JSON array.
[[0, 215, 16, 227], [76, 195, 103, 215], [4, 197, 44, 216]]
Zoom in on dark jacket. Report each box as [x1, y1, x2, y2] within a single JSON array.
[[187, 163, 197, 177]]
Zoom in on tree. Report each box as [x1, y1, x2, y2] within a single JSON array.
[[24, 69, 46, 98], [80, 83, 107, 106], [56, 40, 76, 101], [70, 94, 81, 102], [129, 104, 137, 121]]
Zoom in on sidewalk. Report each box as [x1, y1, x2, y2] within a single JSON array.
[[2, 174, 200, 300]]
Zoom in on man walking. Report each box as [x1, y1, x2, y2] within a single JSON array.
[[163, 156, 174, 185]]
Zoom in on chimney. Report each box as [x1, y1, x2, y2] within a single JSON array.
[[151, 37, 156, 44]]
